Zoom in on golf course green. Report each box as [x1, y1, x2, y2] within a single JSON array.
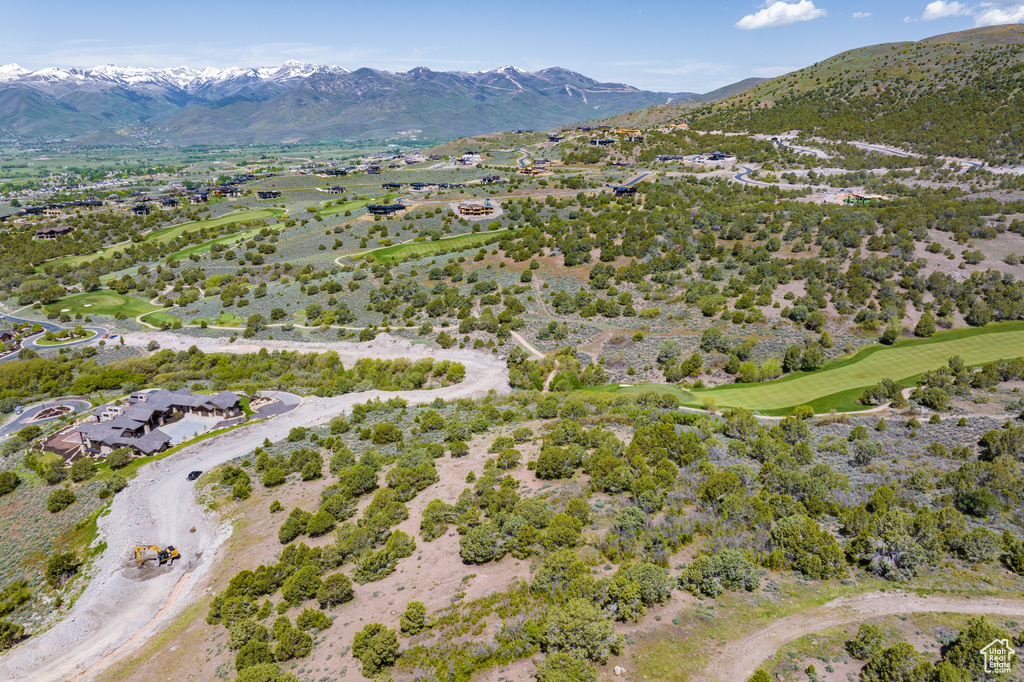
[[45, 290, 166, 320], [592, 322, 1024, 415], [41, 208, 283, 271], [316, 195, 395, 218], [348, 228, 520, 263]]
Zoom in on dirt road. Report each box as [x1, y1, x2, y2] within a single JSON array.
[[703, 591, 1024, 681], [0, 334, 508, 682]]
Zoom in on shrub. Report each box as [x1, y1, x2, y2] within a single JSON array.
[[792, 405, 814, 420], [0, 620, 25, 651], [860, 643, 925, 682], [228, 620, 270, 650], [543, 598, 623, 664], [278, 508, 311, 545], [0, 471, 20, 497], [234, 664, 298, 682], [535, 653, 597, 682], [106, 474, 128, 495], [235, 640, 275, 671], [305, 511, 335, 537], [281, 566, 322, 606], [106, 447, 131, 469], [262, 468, 287, 488], [400, 600, 427, 635], [352, 623, 400, 677], [846, 623, 883, 659], [680, 550, 759, 597], [273, 617, 312, 661], [421, 499, 456, 541], [295, 607, 332, 631], [317, 572, 355, 608], [47, 487, 76, 513], [45, 551, 82, 588]]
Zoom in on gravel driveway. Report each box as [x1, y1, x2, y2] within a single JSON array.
[[0, 335, 508, 682]]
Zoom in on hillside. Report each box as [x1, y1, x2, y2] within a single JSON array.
[[0, 63, 695, 144], [686, 24, 1024, 162]]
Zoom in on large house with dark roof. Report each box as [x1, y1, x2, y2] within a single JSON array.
[[77, 388, 241, 456], [34, 225, 75, 239]]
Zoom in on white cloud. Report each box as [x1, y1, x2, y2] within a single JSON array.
[[921, 1, 972, 20], [735, 1, 827, 30], [974, 3, 1024, 25], [852, 11, 872, 18], [914, 0, 1024, 25]]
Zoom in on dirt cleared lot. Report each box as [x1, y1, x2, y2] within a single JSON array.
[[0, 335, 508, 682]]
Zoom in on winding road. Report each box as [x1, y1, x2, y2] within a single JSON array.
[[734, 166, 773, 187], [0, 312, 107, 363], [702, 591, 1024, 681], [0, 334, 509, 682], [0, 399, 92, 439]]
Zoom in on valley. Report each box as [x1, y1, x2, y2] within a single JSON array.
[[2, 20, 1024, 682]]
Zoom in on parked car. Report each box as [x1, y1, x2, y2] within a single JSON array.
[[187, 471, 202, 481]]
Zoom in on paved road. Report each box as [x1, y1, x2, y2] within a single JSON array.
[[622, 171, 652, 187], [775, 139, 830, 160], [848, 141, 916, 158], [733, 166, 773, 187], [0, 313, 62, 333], [22, 327, 108, 351], [516, 146, 533, 168], [0, 399, 92, 439], [0, 312, 107, 361]]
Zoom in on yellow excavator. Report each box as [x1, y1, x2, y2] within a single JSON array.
[[134, 545, 179, 568]]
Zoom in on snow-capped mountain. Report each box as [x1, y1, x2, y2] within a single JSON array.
[[0, 61, 698, 143], [0, 60, 349, 90]]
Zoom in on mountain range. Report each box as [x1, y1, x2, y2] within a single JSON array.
[[0, 61, 697, 144]]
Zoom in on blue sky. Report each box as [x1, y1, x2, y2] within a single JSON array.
[[1, 0, 1022, 92]]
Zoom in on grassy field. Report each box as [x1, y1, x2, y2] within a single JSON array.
[[189, 312, 246, 327], [45, 290, 164, 319], [42, 208, 284, 271], [316, 195, 395, 218], [349, 228, 521, 263], [163, 224, 275, 262], [138, 310, 182, 327], [588, 322, 1024, 415]]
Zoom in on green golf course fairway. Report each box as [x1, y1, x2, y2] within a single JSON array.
[[591, 322, 1024, 415], [316, 195, 395, 218], [45, 290, 164, 318], [349, 228, 521, 263], [40, 208, 283, 271]]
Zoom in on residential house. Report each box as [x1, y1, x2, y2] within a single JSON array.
[[366, 204, 406, 216], [34, 225, 75, 239], [77, 388, 241, 456]]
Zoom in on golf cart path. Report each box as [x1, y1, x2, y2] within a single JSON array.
[[0, 333, 509, 682], [703, 591, 1024, 682]]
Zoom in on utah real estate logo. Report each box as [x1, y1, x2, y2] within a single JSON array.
[[980, 638, 1016, 675]]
